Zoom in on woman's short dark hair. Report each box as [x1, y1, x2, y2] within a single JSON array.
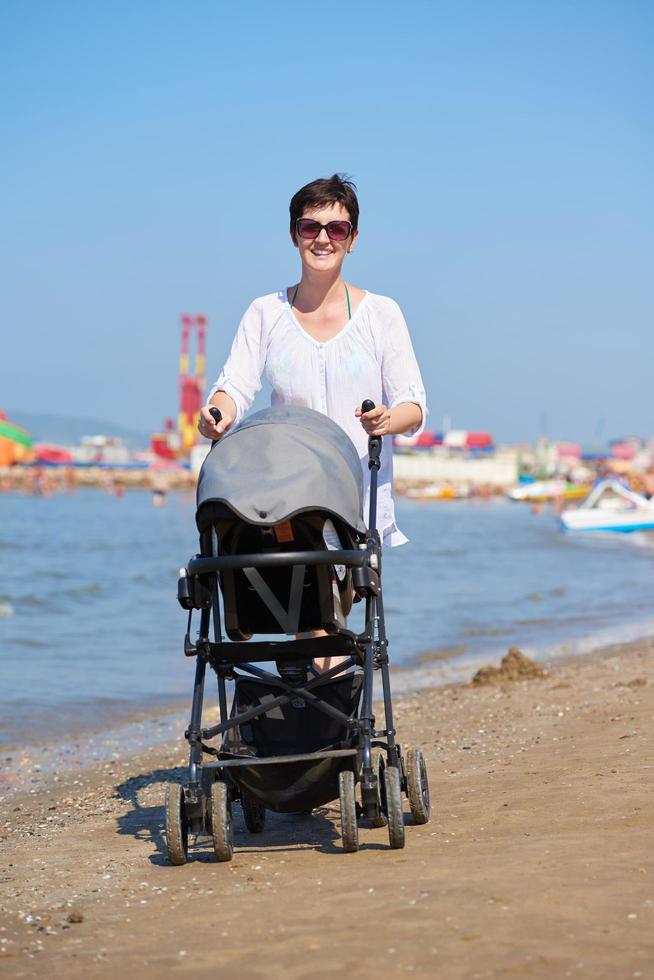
[[289, 174, 359, 241]]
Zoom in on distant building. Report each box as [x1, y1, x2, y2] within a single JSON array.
[[73, 435, 130, 466]]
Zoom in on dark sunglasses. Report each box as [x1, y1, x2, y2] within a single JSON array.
[[295, 217, 353, 242]]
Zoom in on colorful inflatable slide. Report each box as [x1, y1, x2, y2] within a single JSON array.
[[0, 412, 33, 466]]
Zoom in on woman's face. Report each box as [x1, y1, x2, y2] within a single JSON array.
[[292, 201, 358, 275]]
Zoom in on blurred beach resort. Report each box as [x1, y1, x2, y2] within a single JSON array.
[[3, 315, 654, 502], [3, 374, 654, 503]]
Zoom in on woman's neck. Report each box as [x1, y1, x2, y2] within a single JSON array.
[[294, 269, 345, 312]]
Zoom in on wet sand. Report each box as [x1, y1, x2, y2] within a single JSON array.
[[1, 639, 653, 979]]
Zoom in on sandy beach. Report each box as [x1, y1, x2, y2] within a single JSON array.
[[1, 639, 652, 979]]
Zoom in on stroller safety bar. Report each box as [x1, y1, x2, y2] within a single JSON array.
[[207, 748, 357, 768], [205, 633, 360, 665], [186, 548, 371, 575]]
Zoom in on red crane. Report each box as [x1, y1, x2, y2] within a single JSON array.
[[151, 314, 208, 460]]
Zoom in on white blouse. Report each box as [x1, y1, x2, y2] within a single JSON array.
[[208, 290, 427, 546]]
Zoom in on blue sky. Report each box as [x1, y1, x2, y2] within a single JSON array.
[[2, 0, 652, 444]]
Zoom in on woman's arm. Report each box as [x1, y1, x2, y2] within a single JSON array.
[[390, 401, 423, 434], [357, 298, 427, 438], [198, 300, 265, 441]]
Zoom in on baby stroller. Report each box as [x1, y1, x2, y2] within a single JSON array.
[[165, 402, 430, 863]]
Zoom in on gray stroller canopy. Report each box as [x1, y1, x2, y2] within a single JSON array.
[[196, 405, 366, 534]]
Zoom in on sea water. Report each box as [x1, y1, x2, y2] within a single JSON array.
[[1, 489, 654, 747]]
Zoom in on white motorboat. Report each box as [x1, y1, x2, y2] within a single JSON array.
[[560, 478, 654, 532]]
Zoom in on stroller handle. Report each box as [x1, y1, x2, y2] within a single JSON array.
[[360, 401, 382, 469], [361, 400, 382, 532]]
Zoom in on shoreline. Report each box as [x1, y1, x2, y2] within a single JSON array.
[[3, 628, 654, 799], [392, 617, 654, 693], [1, 633, 652, 976]]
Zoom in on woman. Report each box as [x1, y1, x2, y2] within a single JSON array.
[[198, 175, 426, 666]]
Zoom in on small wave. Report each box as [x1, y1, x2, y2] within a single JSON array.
[[0, 602, 14, 618], [463, 626, 513, 638], [416, 643, 467, 665], [13, 595, 65, 615], [20, 595, 52, 608], [532, 619, 654, 662], [63, 584, 102, 598], [0, 539, 25, 552]]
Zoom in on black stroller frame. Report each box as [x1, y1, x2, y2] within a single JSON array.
[[165, 404, 430, 862]]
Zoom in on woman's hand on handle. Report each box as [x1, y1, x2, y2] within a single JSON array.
[[198, 400, 235, 441], [355, 402, 391, 437]]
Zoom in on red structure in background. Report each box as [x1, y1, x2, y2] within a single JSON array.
[[465, 432, 493, 449], [151, 418, 178, 460], [150, 315, 208, 460], [34, 445, 74, 464], [178, 314, 207, 453], [394, 430, 495, 451]]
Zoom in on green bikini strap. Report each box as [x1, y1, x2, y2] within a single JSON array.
[[289, 283, 351, 319]]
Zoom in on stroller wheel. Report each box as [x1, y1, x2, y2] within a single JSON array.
[[406, 747, 431, 825], [369, 749, 387, 828], [165, 783, 188, 866], [210, 781, 234, 862], [384, 767, 406, 849], [338, 770, 359, 853], [241, 792, 266, 833]]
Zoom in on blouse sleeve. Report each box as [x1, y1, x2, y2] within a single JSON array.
[[380, 299, 428, 436], [207, 300, 265, 425]]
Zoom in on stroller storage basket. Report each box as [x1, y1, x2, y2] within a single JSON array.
[[220, 673, 363, 812]]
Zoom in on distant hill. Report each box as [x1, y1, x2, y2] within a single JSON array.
[[5, 410, 151, 450]]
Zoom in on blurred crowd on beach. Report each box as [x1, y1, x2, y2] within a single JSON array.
[[0, 465, 194, 500]]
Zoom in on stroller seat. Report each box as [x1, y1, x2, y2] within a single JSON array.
[[205, 507, 354, 641]]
